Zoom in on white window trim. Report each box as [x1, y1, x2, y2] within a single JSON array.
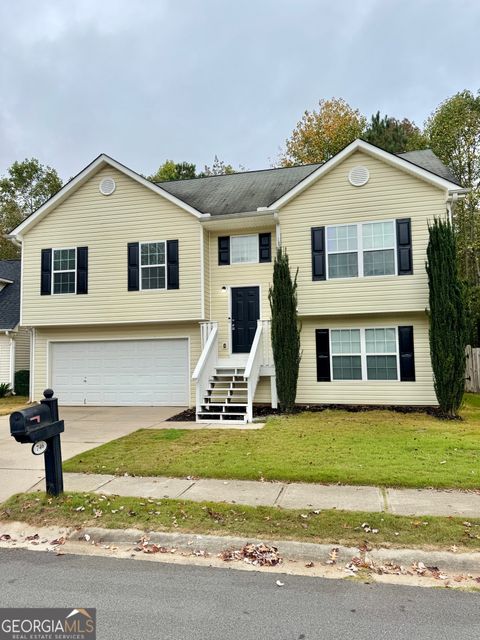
[[230, 234, 260, 265], [52, 247, 77, 295], [139, 241, 167, 291], [329, 326, 400, 382], [326, 219, 397, 280]]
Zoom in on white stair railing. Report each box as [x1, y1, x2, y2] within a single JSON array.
[[244, 320, 264, 422], [193, 322, 218, 416], [200, 321, 218, 349]]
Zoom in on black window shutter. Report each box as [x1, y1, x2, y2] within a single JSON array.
[[396, 218, 413, 275], [311, 227, 326, 281], [398, 326, 415, 381], [315, 328, 331, 382], [40, 248, 52, 295], [259, 233, 271, 262], [127, 242, 140, 291], [218, 236, 230, 265], [167, 239, 179, 290], [76, 247, 88, 295]]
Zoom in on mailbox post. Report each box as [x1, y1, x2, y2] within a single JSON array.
[[10, 389, 65, 497]]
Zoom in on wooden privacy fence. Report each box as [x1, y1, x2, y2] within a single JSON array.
[[465, 345, 480, 392]]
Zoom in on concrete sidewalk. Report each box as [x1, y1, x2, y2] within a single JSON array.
[[29, 472, 480, 518]]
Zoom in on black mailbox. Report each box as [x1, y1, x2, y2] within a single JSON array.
[[10, 404, 64, 444]]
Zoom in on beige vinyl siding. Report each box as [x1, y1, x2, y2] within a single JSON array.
[[14, 326, 30, 370], [32, 322, 201, 405], [203, 229, 210, 319], [22, 167, 202, 326], [0, 334, 12, 385], [297, 313, 436, 406], [208, 228, 275, 356], [279, 150, 448, 316]]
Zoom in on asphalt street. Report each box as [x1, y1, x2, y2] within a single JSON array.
[[0, 549, 478, 639]]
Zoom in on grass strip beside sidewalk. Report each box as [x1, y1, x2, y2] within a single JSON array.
[[2, 492, 480, 552]]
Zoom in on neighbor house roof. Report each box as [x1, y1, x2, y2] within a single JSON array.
[[0, 260, 21, 330], [157, 164, 321, 216], [158, 146, 460, 216]]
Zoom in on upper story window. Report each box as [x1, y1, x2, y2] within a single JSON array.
[[230, 235, 259, 264], [218, 233, 271, 265], [140, 241, 166, 290], [52, 248, 76, 294], [326, 220, 396, 279], [312, 218, 412, 282]]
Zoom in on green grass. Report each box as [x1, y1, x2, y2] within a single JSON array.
[[64, 394, 480, 489], [0, 396, 29, 416], [2, 492, 480, 551]]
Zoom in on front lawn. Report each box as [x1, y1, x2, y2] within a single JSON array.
[[64, 394, 480, 489], [0, 396, 29, 416], [2, 492, 480, 551]]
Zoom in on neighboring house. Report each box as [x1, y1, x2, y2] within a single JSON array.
[[0, 261, 30, 391], [8, 140, 465, 422]]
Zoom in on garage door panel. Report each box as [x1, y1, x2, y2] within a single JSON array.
[[50, 339, 189, 406]]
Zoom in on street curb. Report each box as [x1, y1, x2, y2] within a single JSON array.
[[75, 527, 480, 574]]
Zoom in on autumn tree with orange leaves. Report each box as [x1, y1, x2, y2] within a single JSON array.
[[279, 98, 367, 166]]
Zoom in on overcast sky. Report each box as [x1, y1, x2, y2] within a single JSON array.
[[0, 0, 478, 180]]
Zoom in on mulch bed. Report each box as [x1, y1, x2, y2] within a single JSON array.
[[166, 403, 444, 422]]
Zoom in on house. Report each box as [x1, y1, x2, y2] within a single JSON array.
[[8, 140, 465, 422], [0, 260, 30, 391]]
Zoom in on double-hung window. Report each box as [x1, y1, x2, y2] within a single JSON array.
[[330, 327, 399, 381], [230, 235, 259, 264], [326, 225, 358, 278], [140, 241, 166, 290], [52, 248, 76, 294], [365, 328, 398, 380], [326, 220, 396, 278], [362, 221, 395, 276], [331, 329, 362, 379]]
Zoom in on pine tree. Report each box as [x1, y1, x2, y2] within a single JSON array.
[[268, 247, 301, 412], [426, 218, 468, 417]]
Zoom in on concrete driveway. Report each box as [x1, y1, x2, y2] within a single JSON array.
[[0, 406, 182, 503]]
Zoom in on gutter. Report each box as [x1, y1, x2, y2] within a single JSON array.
[[199, 210, 277, 223]]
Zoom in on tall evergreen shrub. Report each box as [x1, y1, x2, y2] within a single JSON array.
[[426, 218, 468, 417], [268, 247, 301, 412]]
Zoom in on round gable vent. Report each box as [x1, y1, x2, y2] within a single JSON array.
[[99, 177, 116, 196], [348, 166, 369, 187]]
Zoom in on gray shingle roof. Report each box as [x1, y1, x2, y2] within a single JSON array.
[[0, 260, 21, 330], [397, 149, 460, 185], [158, 148, 458, 216], [158, 164, 321, 215]]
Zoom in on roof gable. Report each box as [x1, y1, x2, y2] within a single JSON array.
[[267, 140, 464, 210], [9, 154, 205, 239]]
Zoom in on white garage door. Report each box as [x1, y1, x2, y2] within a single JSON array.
[[50, 339, 189, 406]]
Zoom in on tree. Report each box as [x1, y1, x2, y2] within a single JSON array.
[[426, 90, 480, 344], [279, 98, 367, 166], [198, 155, 236, 177], [268, 247, 301, 412], [0, 158, 62, 259], [364, 111, 428, 153], [426, 218, 468, 417], [148, 160, 197, 182]]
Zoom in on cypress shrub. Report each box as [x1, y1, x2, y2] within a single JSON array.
[[268, 247, 301, 412], [426, 218, 468, 417]]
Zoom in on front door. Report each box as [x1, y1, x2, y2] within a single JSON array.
[[231, 286, 260, 353]]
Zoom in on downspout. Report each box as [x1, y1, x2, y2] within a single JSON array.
[[6, 331, 15, 391], [29, 327, 35, 402], [446, 189, 468, 223], [273, 212, 281, 248]]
